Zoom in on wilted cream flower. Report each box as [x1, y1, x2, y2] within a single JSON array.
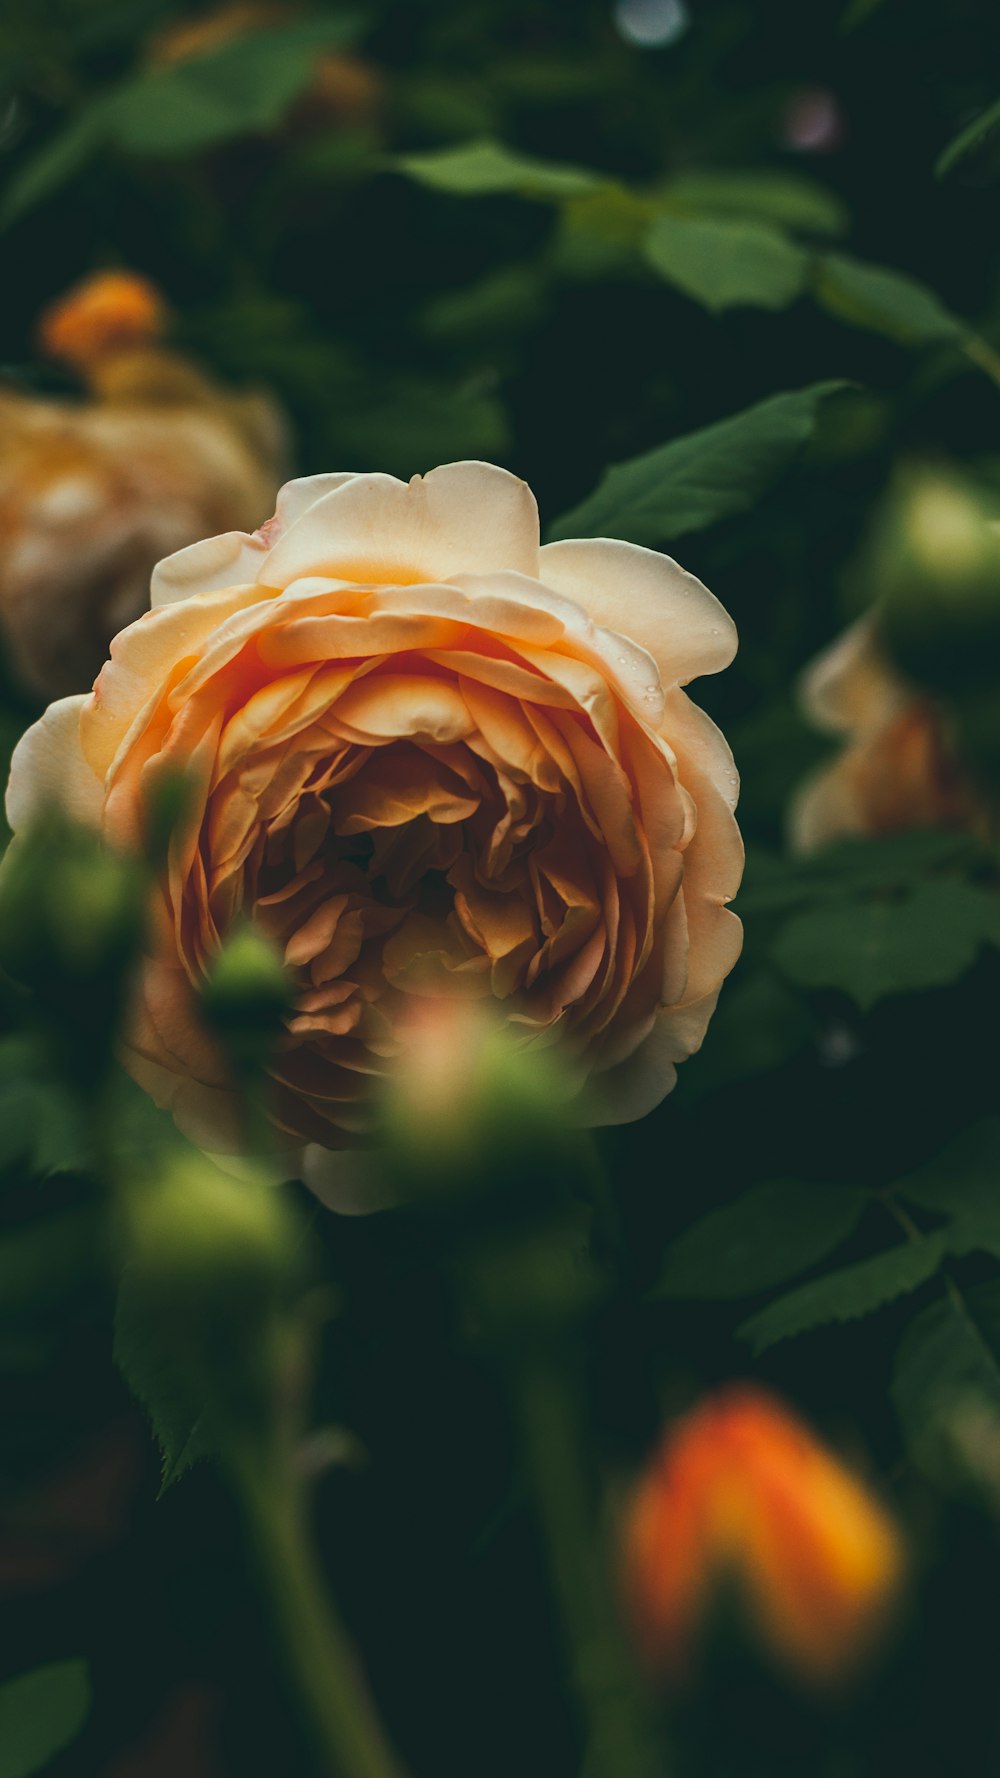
[[0, 271, 286, 699], [6, 462, 742, 1161], [790, 617, 978, 850]]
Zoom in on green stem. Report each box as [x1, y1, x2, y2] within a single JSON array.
[[230, 1442, 406, 1778], [514, 1358, 663, 1778]]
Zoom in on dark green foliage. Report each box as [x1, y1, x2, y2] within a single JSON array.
[[0, 1661, 91, 1778], [3, 1, 1000, 1775]]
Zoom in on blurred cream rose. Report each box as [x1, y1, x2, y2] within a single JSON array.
[[6, 462, 742, 1156], [0, 271, 286, 699], [791, 617, 979, 850]]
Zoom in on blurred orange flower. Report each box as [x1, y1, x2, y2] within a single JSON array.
[[38, 271, 166, 371], [622, 1385, 903, 1686], [0, 272, 286, 699], [790, 617, 979, 850]]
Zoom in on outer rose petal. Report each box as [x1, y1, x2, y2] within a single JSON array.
[[150, 528, 269, 607], [5, 694, 102, 829], [539, 538, 737, 688], [149, 472, 361, 606], [259, 461, 540, 589]]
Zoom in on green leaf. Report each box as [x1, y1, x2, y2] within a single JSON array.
[[841, 0, 888, 25], [0, 14, 367, 221], [0, 108, 107, 230], [652, 1179, 867, 1301], [771, 878, 1000, 1010], [813, 252, 965, 346], [936, 96, 1000, 180], [390, 137, 601, 200], [680, 970, 817, 1097], [0, 1039, 92, 1179], [420, 264, 547, 343], [737, 830, 976, 916], [892, 1283, 1000, 1484], [661, 169, 848, 238], [548, 383, 844, 546], [114, 1261, 206, 1492], [740, 1234, 950, 1354], [0, 1659, 90, 1778], [644, 212, 808, 312], [896, 1121, 1000, 1260], [107, 17, 365, 156]]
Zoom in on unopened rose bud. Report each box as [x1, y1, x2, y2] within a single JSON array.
[[622, 1386, 903, 1687], [871, 470, 1000, 696], [122, 1151, 301, 1432], [199, 924, 294, 1074], [379, 998, 580, 1206]]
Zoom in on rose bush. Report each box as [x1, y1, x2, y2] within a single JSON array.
[[5, 461, 742, 1156]]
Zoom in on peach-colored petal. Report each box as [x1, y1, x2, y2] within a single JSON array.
[[150, 529, 269, 606], [539, 537, 737, 687], [5, 694, 102, 829], [260, 462, 540, 587]]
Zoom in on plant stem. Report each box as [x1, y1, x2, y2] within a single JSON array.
[[514, 1357, 663, 1778], [230, 1442, 406, 1778]]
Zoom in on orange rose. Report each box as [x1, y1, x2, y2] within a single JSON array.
[[5, 463, 742, 1158], [791, 616, 980, 850], [622, 1386, 903, 1686]]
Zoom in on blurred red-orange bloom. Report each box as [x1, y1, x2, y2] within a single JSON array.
[[39, 271, 166, 370], [622, 1385, 903, 1686]]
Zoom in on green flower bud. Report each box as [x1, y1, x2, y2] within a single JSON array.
[[378, 999, 588, 1221], [0, 814, 146, 1081], [121, 1151, 302, 1435], [872, 470, 1000, 696], [199, 923, 294, 1075]]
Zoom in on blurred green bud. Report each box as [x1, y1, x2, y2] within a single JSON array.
[[199, 923, 294, 1074], [383, 1000, 565, 1160], [378, 998, 589, 1218], [378, 1001, 605, 1346], [871, 469, 1000, 696], [122, 1151, 302, 1432], [0, 814, 146, 1081]]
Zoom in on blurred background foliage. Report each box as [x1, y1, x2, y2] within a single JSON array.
[[4, 1, 1000, 1775]]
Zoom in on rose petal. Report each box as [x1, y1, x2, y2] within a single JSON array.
[[539, 537, 737, 687], [5, 694, 102, 829], [260, 462, 540, 588]]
